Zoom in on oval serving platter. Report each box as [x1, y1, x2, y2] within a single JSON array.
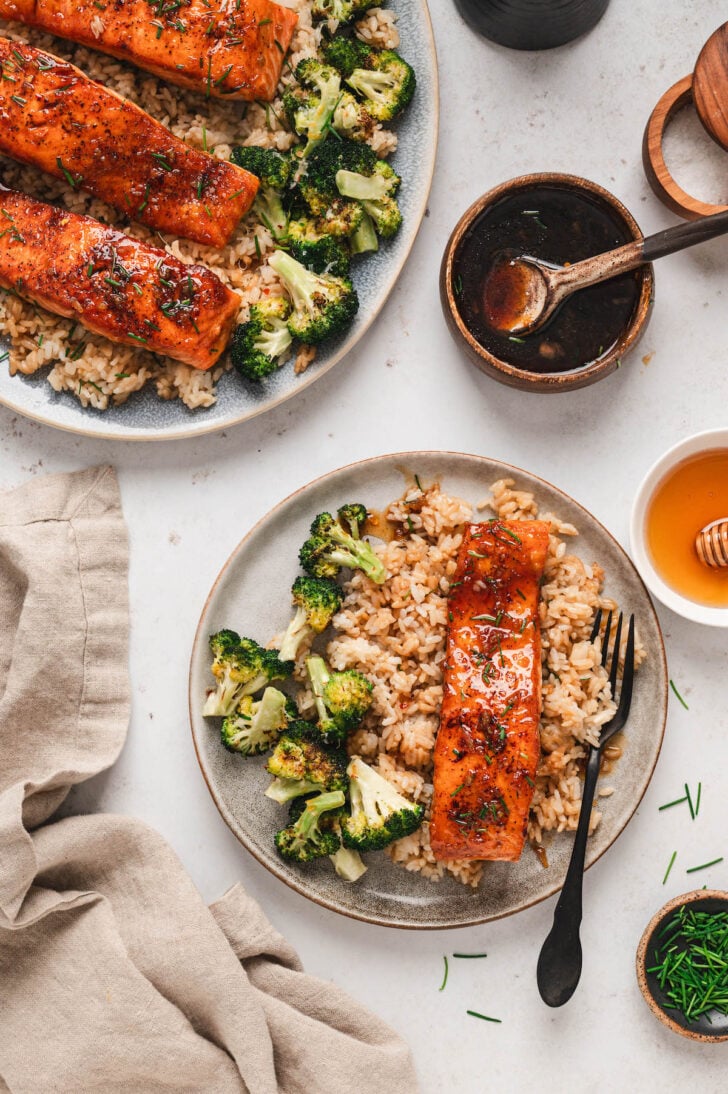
[[189, 451, 669, 929], [0, 0, 437, 441]]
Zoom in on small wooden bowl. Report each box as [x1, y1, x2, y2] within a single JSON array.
[[439, 173, 655, 393], [636, 890, 728, 1042]]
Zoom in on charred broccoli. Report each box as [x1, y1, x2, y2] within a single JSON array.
[[278, 575, 344, 662], [336, 502, 368, 538], [220, 687, 297, 755], [268, 249, 358, 344], [287, 234, 351, 278], [299, 510, 386, 583], [230, 297, 293, 382], [329, 840, 368, 881], [265, 720, 349, 802], [306, 654, 373, 745], [203, 631, 293, 717], [230, 146, 291, 241], [341, 757, 424, 851], [344, 47, 416, 122], [274, 789, 346, 862], [282, 60, 342, 156], [297, 138, 377, 214], [350, 208, 378, 255], [336, 161, 402, 238], [287, 200, 363, 240], [311, 0, 378, 22]]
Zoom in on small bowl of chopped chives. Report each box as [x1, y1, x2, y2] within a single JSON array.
[[636, 890, 728, 1041]]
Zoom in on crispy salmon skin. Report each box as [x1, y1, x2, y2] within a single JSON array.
[[430, 520, 550, 862], [0, 189, 240, 369], [0, 39, 259, 247], [0, 0, 298, 100]]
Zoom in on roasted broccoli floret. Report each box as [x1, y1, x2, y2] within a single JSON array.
[[336, 161, 402, 238], [287, 235, 351, 278], [268, 249, 358, 344], [332, 91, 375, 143], [350, 208, 378, 255], [283, 60, 342, 156], [265, 720, 349, 802], [230, 298, 293, 382], [323, 35, 371, 78], [230, 146, 291, 190], [230, 146, 291, 241], [311, 0, 378, 21], [278, 576, 344, 662], [220, 688, 297, 755], [336, 502, 368, 538], [306, 654, 373, 745], [345, 49, 416, 122], [203, 631, 293, 717], [329, 823, 368, 881], [274, 789, 346, 862], [297, 138, 377, 214], [341, 757, 424, 851], [287, 200, 363, 240], [299, 510, 386, 584]]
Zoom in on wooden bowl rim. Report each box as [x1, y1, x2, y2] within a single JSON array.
[[635, 888, 728, 1042], [440, 172, 655, 391]]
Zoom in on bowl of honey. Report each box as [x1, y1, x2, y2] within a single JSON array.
[[630, 429, 728, 626], [439, 173, 655, 393]]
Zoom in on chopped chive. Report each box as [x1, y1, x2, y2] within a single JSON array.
[[126, 331, 148, 344], [10, 94, 26, 106], [695, 782, 702, 817], [439, 955, 448, 992], [663, 850, 677, 885], [509, 335, 525, 344], [450, 783, 464, 797], [151, 152, 172, 171], [686, 858, 724, 874], [467, 1010, 501, 1023], [214, 63, 233, 87], [658, 795, 688, 811], [56, 156, 81, 189], [670, 679, 689, 710], [453, 953, 487, 959], [685, 783, 695, 821]]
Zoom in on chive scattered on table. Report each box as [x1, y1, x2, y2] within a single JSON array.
[[669, 679, 689, 710], [466, 1010, 501, 1023], [438, 955, 448, 992], [658, 795, 688, 811], [684, 783, 695, 821], [695, 782, 702, 817], [662, 850, 677, 885], [452, 953, 487, 959], [686, 858, 723, 875]]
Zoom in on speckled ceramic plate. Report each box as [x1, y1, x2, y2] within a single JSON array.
[[0, 1, 437, 441], [189, 452, 668, 928]]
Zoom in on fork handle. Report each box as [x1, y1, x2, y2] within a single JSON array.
[[536, 745, 601, 1007]]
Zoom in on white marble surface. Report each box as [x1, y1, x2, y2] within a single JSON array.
[[2, 1, 728, 1089]]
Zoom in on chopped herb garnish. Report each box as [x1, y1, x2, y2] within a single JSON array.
[[10, 94, 26, 106], [214, 63, 233, 87], [126, 331, 148, 344], [450, 783, 465, 797], [685, 783, 695, 821], [658, 795, 688, 812], [686, 858, 723, 874], [695, 782, 702, 817], [662, 850, 677, 885], [509, 335, 525, 344], [56, 156, 81, 189], [466, 1010, 501, 1023], [453, 953, 487, 959], [670, 679, 689, 710], [439, 955, 449, 992], [151, 152, 173, 171]]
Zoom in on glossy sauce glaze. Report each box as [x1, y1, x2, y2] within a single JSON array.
[[430, 519, 550, 862], [646, 449, 728, 607], [452, 185, 643, 374]]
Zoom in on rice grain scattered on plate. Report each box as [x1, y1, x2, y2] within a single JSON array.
[[307, 478, 645, 889], [0, 1, 401, 411]]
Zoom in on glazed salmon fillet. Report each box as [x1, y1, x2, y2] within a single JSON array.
[[0, 39, 259, 248], [0, 0, 298, 101], [430, 520, 550, 862], [0, 189, 240, 369]]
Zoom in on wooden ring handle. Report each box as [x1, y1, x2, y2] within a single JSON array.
[[642, 74, 728, 221]]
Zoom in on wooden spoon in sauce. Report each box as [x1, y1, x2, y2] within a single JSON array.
[[695, 519, 728, 569], [483, 208, 728, 336]]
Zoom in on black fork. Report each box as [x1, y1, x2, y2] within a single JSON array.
[[536, 610, 636, 1007]]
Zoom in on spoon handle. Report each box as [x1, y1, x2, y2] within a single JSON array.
[[551, 207, 728, 300], [641, 208, 728, 261]]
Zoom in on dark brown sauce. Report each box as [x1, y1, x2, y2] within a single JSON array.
[[453, 185, 643, 374]]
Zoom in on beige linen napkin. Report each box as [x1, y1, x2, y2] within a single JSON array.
[[0, 467, 417, 1094]]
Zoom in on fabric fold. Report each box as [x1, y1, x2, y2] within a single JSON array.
[[0, 467, 417, 1094]]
